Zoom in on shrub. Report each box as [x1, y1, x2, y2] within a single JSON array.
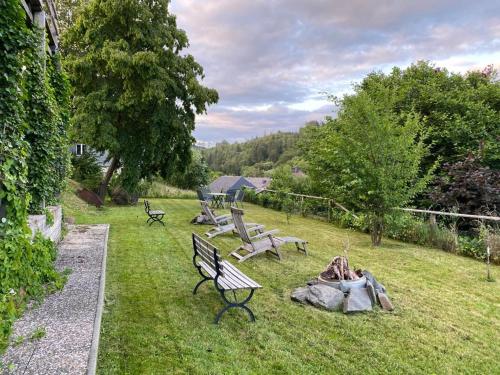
[[458, 236, 485, 261], [303, 89, 435, 246], [71, 151, 103, 192], [143, 177, 196, 199], [430, 154, 500, 220]]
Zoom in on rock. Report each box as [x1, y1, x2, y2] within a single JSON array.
[[306, 278, 319, 286], [361, 270, 386, 294], [306, 284, 344, 311], [291, 287, 310, 304], [366, 280, 377, 305], [377, 292, 394, 311], [343, 288, 373, 313]]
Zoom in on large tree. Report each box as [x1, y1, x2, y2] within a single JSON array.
[[358, 62, 500, 172], [64, 0, 218, 199], [304, 89, 435, 246]]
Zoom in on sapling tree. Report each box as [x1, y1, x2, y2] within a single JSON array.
[[64, 0, 218, 200], [304, 89, 435, 246]]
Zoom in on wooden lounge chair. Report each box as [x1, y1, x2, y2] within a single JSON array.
[[200, 201, 263, 239], [230, 207, 308, 262], [191, 233, 262, 323], [196, 187, 213, 202]]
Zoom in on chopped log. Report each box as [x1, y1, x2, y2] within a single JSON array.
[[321, 255, 358, 281]]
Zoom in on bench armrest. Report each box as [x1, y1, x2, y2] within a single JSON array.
[[251, 229, 279, 240], [246, 224, 265, 233], [215, 214, 232, 222]]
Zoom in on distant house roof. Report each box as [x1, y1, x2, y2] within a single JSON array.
[[208, 176, 273, 193], [245, 177, 272, 190], [209, 176, 249, 193]]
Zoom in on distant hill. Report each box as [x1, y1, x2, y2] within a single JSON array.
[[201, 122, 320, 176]]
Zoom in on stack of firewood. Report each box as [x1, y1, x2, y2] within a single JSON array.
[[320, 256, 361, 281]]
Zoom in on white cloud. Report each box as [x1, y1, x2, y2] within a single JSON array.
[[170, 0, 500, 144]]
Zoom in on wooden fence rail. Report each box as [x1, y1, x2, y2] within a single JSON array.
[[258, 189, 358, 219], [397, 208, 500, 222], [257, 188, 499, 223]]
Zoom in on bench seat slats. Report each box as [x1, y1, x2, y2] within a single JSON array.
[[199, 261, 261, 290], [198, 261, 232, 290], [221, 261, 261, 289], [148, 210, 165, 215]]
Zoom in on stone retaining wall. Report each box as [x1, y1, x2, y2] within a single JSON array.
[[28, 205, 62, 243]]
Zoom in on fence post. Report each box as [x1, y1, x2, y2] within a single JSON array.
[[429, 213, 437, 230]]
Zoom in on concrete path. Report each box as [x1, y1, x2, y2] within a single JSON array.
[[1, 224, 109, 375]]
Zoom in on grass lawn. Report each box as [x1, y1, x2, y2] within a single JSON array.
[[62, 196, 500, 374]]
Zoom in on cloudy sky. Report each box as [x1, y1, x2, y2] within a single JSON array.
[[170, 0, 500, 146]]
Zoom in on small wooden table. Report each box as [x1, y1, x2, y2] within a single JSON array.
[[208, 193, 227, 209]]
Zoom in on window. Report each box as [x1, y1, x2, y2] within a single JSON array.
[[76, 144, 86, 156]]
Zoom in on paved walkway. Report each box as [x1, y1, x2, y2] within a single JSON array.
[[1, 224, 109, 375]]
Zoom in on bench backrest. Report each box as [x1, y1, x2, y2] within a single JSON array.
[[200, 200, 218, 225], [192, 233, 223, 276], [144, 200, 150, 213], [231, 207, 253, 245]]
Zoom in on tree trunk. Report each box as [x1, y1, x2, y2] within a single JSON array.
[[97, 157, 119, 201], [370, 216, 384, 247]]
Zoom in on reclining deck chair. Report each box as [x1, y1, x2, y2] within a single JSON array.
[[230, 207, 308, 262], [197, 187, 213, 203], [200, 201, 262, 239]]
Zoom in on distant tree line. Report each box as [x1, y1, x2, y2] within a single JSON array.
[[201, 125, 320, 176]]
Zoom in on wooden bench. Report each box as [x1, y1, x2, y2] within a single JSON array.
[[144, 200, 165, 226], [191, 233, 262, 323]]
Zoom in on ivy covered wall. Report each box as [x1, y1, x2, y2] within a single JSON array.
[[0, 0, 70, 350]]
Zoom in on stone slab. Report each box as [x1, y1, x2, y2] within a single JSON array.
[[343, 288, 373, 313], [307, 284, 344, 311], [378, 292, 394, 311]]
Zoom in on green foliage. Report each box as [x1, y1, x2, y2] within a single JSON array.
[[47, 53, 72, 199], [64, 0, 218, 194], [359, 61, 500, 172], [29, 326, 46, 341], [0, 0, 66, 351], [25, 42, 71, 213], [269, 162, 312, 195], [304, 89, 435, 245], [165, 149, 210, 190], [142, 178, 197, 199], [44, 209, 54, 227], [71, 151, 103, 191]]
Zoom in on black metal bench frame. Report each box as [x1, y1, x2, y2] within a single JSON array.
[[191, 233, 261, 324], [144, 200, 165, 226]]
